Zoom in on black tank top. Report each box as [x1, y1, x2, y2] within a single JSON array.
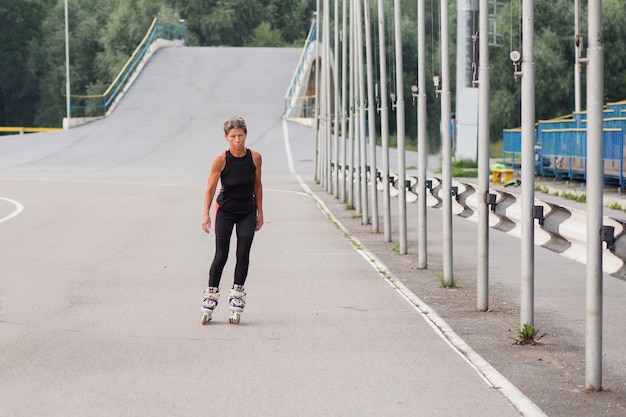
[[216, 149, 257, 214]]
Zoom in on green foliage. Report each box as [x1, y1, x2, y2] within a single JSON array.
[[512, 323, 546, 345], [454, 159, 478, 169], [245, 21, 285, 47], [517, 323, 536, 344], [168, 0, 313, 47], [1, 0, 317, 126], [439, 274, 457, 288], [560, 191, 586, 203], [391, 241, 400, 254], [434, 158, 478, 177], [2, 0, 626, 132], [0, 0, 48, 126]]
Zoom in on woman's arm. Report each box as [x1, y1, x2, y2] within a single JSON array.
[[252, 151, 263, 231], [202, 153, 226, 233]]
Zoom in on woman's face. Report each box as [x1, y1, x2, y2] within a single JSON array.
[[225, 128, 247, 152]]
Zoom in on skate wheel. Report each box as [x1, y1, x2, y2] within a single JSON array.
[[201, 313, 211, 325], [229, 312, 241, 324]]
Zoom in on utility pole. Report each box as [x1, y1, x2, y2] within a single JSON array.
[[364, 0, 379, 233], [520, 0, 535, 328], [574, 0, 581, 113], [341, 0, 349, 204], [324, 0, 333, 193], [477, 0, 491, 310], [441, 0, 454, 284], [585, 0, 603, 392], [334, 0, 341, 198], [314, 1, 321, 183], [378, 0, 392, 242], [348, 0, 356, 209], [64, 0, 71, 128], [355, 0, 369, 224], [417, 0, 428, 268], [394, 0, 407, 254]]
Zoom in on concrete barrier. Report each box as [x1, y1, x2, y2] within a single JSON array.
[[379, 172, 626, 277]]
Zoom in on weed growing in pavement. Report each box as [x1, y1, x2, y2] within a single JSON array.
[[610, 201, 622, 210], [560, 191, 586, 203], [438, 274, 457, 288], [511, 323, 546, 345], [391, 241, 400, 254]]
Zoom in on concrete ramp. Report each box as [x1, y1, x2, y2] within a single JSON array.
[[0, 47, 301, 172], [0, 47, 535, 417]]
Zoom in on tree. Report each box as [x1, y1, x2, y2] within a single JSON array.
[[2, 0, 626, 133], [602, 0, 626, 102], [0, 0, 48, 126], [265, 0, 315, 46], [246, 21, 285, 47]]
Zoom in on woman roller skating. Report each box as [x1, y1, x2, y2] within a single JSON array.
[[200, 116, 263, 324]]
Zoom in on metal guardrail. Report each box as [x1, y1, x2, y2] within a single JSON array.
[[337, 165, 626, 277], [69, 17, 187, 117]]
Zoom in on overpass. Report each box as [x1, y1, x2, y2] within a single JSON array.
[[0, 45, 624, 417]]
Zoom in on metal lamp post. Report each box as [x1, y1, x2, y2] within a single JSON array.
[[64, 0, 71, 127]]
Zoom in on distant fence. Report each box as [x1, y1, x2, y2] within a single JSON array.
[[502, 101, 626, 188], [69, 17, 187, 118], [0, 127, 62, 136]]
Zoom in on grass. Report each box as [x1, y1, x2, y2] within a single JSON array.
[[489, 140, 504, 158], [560, 191, 587, 203], [434, 158, 479, 178], [452, 166, 478, 178], [454, 158, 478, 168], [439, 274, 457, 288], [391, 241, 400, 254]]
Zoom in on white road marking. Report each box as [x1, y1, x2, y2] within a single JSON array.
[[0, 197, 24, 224], [281, 118, 547, 417]]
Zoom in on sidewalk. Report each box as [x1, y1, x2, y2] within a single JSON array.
[[302, 162, 626, 417]]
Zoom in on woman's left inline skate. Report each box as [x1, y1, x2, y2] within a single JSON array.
[[228, 285, 246, 324]]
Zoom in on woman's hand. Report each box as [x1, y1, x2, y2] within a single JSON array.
[[255, 213, 264, 231], [202, 213, 211, 233]]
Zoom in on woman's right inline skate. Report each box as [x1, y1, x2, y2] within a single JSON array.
[[201, 286, 220, 325]]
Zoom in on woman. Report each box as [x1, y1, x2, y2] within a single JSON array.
[[201, 116, 263, 324]]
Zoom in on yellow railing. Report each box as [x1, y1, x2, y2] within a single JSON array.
[[69, 17, 186, 117], [0, 127, 62, 134]]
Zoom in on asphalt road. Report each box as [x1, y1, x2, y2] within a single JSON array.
[[0, 46, 623, 417]]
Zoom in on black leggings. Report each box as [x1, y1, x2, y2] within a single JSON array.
[[208, 208, 256, 288]]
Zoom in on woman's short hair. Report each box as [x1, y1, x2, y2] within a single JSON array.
[[224, 116, 247, 134]]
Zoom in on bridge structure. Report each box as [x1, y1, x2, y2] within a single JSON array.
[[0, 11, 625, 417]]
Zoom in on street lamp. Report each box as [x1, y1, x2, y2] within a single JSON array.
[[64, 0, 71, 128]]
